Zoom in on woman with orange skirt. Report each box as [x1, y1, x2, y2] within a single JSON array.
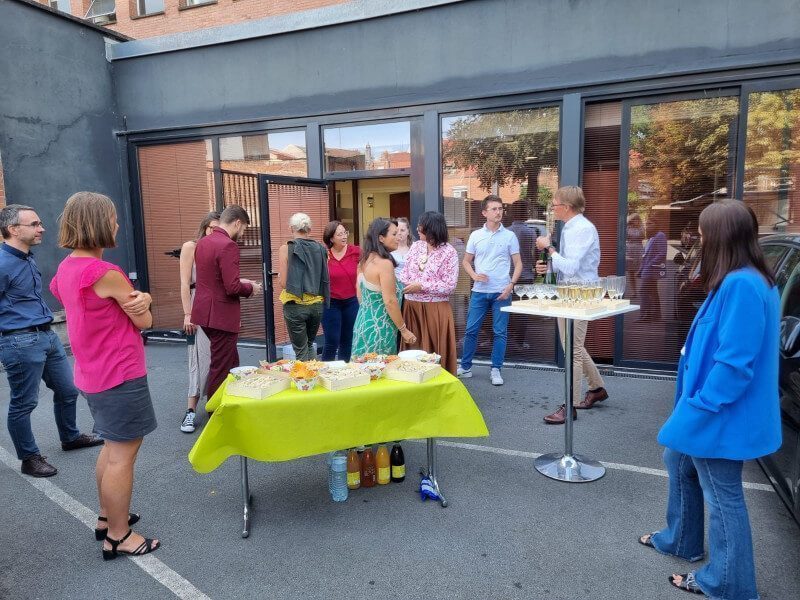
[[398, 211, 459, 374]]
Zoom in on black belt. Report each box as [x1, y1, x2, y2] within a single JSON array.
[[0, 323, 51, 336], [190, 283, 196, 290]]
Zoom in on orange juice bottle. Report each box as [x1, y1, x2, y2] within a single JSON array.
[[346, 449, 361, 490], [361, 446, 376, 488], [376, 445, 390, 485]]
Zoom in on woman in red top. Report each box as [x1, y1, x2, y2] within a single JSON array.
[[321, 221, 361, 361]]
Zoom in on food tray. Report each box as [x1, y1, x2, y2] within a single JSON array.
[[226, 372, 291, 399], [385, 360, 442, 384], [318, 366, 371, 391]]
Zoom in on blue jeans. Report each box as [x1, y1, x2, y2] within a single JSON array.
[[460, 291, 511, 370], [0, 330, 80, 460], [321, 297, 359, 362], [652, 448, 759, 600]]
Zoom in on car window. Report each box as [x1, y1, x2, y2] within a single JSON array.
[[775, 248, 800, 295], [763, 244, 789, 276], [780, 254, 800, 318]]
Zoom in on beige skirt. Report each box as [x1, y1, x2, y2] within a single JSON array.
[[400, 300, 457, 375]]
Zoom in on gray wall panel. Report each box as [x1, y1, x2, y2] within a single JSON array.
[[112, 0, 800, 131], [0, 1, 129, 305]]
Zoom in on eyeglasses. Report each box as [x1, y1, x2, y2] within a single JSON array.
[[551, 202, 565, 208], [14, 221, 45, 228]]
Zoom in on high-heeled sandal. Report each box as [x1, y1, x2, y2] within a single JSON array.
[[102, 529, 160, 561], [94, 513, 140, 541]]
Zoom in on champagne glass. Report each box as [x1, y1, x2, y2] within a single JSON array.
[[523, 284, 534, 302], [514, 284, 524, 300], [607, 276, 619, 300], [617, 275, 627, 299]]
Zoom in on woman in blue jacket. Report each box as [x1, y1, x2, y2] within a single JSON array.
[[639, 200, 781, 599]]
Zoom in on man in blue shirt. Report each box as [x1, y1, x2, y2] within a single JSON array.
[[0, 204, 103, 477], [458, 195, 522, 386]]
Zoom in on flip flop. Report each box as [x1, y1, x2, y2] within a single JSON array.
[[668, 573, 705, 595], [638, 532, 656, 548]]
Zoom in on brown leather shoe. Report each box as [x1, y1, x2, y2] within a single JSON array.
[[61, 433, 104, 451], [543, 404, 578, 425], [21, 454, 57, 477], [575, 387, 609, 409]]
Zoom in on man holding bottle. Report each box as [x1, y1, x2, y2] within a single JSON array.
[[535, 186, 608, 424]]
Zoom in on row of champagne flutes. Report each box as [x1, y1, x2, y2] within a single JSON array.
[[513, 275, 627, 306]]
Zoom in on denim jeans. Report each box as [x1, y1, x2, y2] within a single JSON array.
[[460, 291, 511, 370], [652, 448, 759, 600], [321, 296, 359, 362], [0, 330, 80, 460]]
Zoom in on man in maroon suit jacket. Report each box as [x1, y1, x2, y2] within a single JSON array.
[[192, 205, 262, 398]]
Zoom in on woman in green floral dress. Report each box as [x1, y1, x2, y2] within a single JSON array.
[[351, 219, 417, 356]]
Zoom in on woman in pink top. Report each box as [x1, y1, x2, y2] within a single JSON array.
[[51, 192, 160, 560], [398, 211, 459, 374]]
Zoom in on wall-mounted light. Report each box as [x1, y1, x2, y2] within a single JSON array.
[[366, 194, 375, 208]]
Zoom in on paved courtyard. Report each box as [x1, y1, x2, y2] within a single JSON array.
[[1, 344, 798, 599]]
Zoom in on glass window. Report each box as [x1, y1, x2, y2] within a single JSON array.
[[49, 0, 71, 14], [621, 96, 740, 364], [219, 130, 307, 177], [323, 121, 410, 173], [136, 0, 164, 16], [441, 106, 560, 364], [743, 88, 800, 237]]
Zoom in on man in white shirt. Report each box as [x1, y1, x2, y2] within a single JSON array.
[[536, 186, 608, 424], [459, 195, 523, 386]]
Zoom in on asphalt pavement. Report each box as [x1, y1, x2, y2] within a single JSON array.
[[1, 343, 798, 600]]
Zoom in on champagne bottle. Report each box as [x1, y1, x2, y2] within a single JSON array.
[[390, 443, 405, 483]]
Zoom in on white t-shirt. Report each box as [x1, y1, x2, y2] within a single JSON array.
[[466, 224, 520, 294]]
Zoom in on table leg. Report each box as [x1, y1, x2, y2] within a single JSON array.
[[241, 456, 253, 538], [534, 318, 606, 482], [423, 438, 448, 507]]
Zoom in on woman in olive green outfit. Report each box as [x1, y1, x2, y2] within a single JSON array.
[[351, 219, 417, 356]]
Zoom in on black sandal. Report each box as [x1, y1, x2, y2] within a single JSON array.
[[668, 573, 705, 595], [94, 513, 140, 541], [638, 532, 656, 549], [102, 529, 160, 561]]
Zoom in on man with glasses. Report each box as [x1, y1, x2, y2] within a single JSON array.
[[458, 194, 522, 386], [0, 204, 104, 476], [535, 186, 608, 425]]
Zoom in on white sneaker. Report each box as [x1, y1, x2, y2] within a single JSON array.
[[180, 409, 196, 433], [456, 366, 473, 378], [490, 368, 504, 386]]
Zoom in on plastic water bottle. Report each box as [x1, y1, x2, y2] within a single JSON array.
[[330, 454, 349, 502]]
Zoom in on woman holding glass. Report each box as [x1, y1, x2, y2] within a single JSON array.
[[351, 219, 416, 356], [321, 220, 360, 361], [391, 217, 414, 281], [178, 210, 220, 434], [398, 211, 459, 374], [641, 200, 780, 599]]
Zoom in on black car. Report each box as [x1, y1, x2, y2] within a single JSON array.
[[757, 234, 800, 526]]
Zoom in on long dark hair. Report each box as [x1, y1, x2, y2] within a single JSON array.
[[698, 199, 775, 292], [360, 218, 397, 268], [196, 211, 221, 241]]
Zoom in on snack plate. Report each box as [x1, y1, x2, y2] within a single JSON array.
[[227, 372, 291, 399], [319, 367, 371, 391], [385, 360, 442, 384]]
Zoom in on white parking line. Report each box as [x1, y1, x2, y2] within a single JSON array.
[[0, 445, 212, 600], [430, 440, 776, 492]]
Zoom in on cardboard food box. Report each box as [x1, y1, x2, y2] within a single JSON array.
[[385, 359, 442, 384], [226, 372, 291, 399], [319, 366, 371, 392]]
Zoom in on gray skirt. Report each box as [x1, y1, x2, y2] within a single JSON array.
[[83, 375, 158, 442]]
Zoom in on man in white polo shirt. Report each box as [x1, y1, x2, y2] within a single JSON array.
[[458, 195, 522, 386], [536, 186, 608, 424]]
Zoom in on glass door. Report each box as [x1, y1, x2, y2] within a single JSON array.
[[617, 93, 740, 367]]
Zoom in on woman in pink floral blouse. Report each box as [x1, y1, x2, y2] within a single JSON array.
[[398, 211, 459, 374]]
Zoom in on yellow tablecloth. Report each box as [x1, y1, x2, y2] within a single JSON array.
[[188, 371, 489, 473]]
